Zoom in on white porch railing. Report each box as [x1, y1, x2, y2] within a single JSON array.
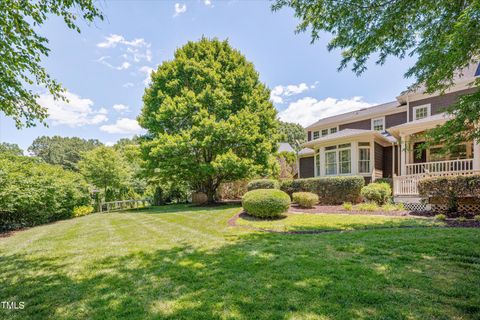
[[394, 168, 480, 196], [405, 159, 473, 175]]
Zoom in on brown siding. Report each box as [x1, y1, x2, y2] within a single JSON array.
[[339, 118, 371, 130], [383, 145, 400, 178], [299, 156, 314, 178], [385, 111, 407, 129], [374, 143, 384, 171], [409, 88, 478, 121]]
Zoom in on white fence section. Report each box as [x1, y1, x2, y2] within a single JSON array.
[[394, 168, 480, 196], [101, 199, 151, 212], [405, 159, 473, 175]]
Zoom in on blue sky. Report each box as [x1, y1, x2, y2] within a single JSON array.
[[0, 0, 416, 151]]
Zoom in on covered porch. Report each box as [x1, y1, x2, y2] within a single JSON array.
[[389, 114, 480, 196]]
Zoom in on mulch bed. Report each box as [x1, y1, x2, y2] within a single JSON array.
[[288, 204, 414, 217]]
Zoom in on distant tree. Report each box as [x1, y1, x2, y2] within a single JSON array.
[[139, 38, 279, 204], [0, 143, 23, 156], [113, 137, 148, 196], [78, 146, 132, 201], [272, 0, 480, 150], [278, 121, 306, 151], [28, 136, 102, 171], [0, 0, 103, 127]]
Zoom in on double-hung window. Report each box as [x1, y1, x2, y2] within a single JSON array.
[[324, 146, 337, 175], [372, 118, 384, 131], [330, 127, 337, 134], [358, 142, 371, 174], [313, 131, 320, 139], [338, 143, 351, 174], [321, 129, 329, 137]]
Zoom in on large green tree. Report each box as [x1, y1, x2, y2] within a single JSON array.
[[139, 38, 279, 203], [28, 136, 102, 171], [278, 121, 306, 151], [0, 142, 23, 156], [273, 0, 480, 149], [0, 0, 103, 127], [78, 146, 132, 201]]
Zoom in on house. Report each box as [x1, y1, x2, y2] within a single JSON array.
[[297, 63, 480, 209]]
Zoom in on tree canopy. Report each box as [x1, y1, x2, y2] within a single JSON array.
[[139, 38, 279, 203], [78, 146, 132, 201], [0, 142, 23, 156], [0, 0, 103, 127], [273, 0, 480, 147], [278, 121, 306, 151], [28, 136, 103, 171]]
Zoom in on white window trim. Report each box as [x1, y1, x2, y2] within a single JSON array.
[[371, 117, 385, 131], [358, 144, 371, 175], [413, 104, 431, 121]]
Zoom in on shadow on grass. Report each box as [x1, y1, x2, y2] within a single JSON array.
[[119, 203, 241, 215], [1, 229, 480, 319]]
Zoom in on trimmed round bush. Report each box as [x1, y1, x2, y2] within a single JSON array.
[[242, 189, 290, 218], [292, 192, 318, 208], [361, 182, 392, 205], [247, 179, 280, 191]]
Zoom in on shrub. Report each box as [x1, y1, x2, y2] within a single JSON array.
[[434, 214, 446, 221], [458, 216, 467, 222], [342, 202, 353, 211], [0, 154, 90, 231], [73, 206, 94, 217], [356, 202, 379, 211], [280, 176, 364, 205], [419, 175, 480, 213], [361, 183, 392, 205], [475, 215, 480, 222], [247, 179, 280, 191], [242, 189, 290, 218], [292, 192, 319, 208]]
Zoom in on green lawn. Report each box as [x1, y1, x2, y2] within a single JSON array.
[[236, 212, 440, 232], [1, 204, 480, 319]]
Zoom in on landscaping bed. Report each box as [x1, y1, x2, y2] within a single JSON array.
[[288, 204, 412, 216]]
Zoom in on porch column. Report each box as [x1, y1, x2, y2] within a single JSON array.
[[319, 146, 325, 177], [400, 135, 407, 176], [351, 141, 358, 175], [474, 139, 480, 172]]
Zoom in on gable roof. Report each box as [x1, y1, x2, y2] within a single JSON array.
[[305, 101, 403, 130], [278, 142, 295, 153]]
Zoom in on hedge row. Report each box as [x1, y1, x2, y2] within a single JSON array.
[[280, 176, 365, 205], [418, 175, 480, 213], [0, 155, 91, 231], [247, 179, 280, 191]]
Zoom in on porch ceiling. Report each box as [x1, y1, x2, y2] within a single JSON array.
[[388, 113, 452, 138]]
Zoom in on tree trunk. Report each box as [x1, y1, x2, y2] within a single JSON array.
[[205, 188, 215, 204]]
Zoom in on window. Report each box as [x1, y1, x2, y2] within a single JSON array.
[[330, 127, 337, 134], [413, 105, 431, 120], [325, 151, 337, 175], [339, 148, 351, 174], [372, 117, 384, 131], [321, 129, 329, 137], [358, 144, 371, 174]]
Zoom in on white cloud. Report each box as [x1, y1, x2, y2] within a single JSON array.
[[174, 3, 187, 16], [105, 141, 115, 147], [139, 66, 155, 86], [38, 91, 108, 127], [270, 82, 314, 104], [204, 0, 213, 6], [97, 34, 152, 66], [100, 118, 145, 134], [112, 104, 129, 113], [278, 96, 376, 127], [97, 56, 131, 70], [122, 82, 134, 88]]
